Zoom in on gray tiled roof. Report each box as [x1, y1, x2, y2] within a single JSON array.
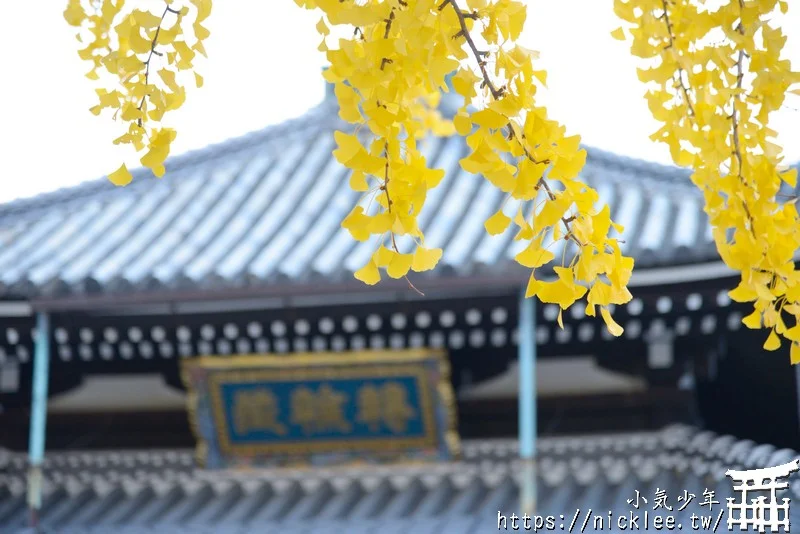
[[0, 97, 719, 302], [2, 425, 799, 533]]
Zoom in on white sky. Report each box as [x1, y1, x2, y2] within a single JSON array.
[[2, 1, 800, 204]]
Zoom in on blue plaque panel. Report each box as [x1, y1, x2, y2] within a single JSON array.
[[181, 349, 459, 468]]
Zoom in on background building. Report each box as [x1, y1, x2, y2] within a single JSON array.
[[0, 80, 799, 532]]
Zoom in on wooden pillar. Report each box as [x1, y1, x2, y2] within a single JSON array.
[[518, 289, 537, 516], [27, 312, 50, 529]]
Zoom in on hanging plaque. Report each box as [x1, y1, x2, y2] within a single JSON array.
[[181, 349, 459, 468]]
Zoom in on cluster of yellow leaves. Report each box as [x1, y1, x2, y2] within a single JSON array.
[[299, 0, 633, 335], [296, 0, 459, 288], [64, 0, 211, 185], [614, 0, 800, 360]]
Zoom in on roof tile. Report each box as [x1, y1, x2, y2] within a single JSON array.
[[2, 426, 799, 532]]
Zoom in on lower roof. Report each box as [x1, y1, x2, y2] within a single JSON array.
[[1, 425, 799, 533]]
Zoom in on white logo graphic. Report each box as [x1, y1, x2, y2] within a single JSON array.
[[726, 459, 799, 532]]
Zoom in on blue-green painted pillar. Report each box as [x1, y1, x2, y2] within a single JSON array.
[[518, 290, 537, 516], [27, 312, 50, 528]]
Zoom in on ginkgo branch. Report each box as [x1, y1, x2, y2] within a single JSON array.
[[383, 144, 424, 296], [381, 9, 396, 70], [445, 0, 582, 247], [729, 0, 757, 237], [659, 0, 696, 118], [443, 0, 502, 100], [137, 2, 179, 124]]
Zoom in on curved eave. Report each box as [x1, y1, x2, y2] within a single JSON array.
[[20, 256, 742, 313]]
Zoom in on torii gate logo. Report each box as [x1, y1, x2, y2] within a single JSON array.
[[726, 459, 799, 532]]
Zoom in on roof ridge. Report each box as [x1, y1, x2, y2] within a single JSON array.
[[582, 145, 691, 183], [0, 100, 339, 218]]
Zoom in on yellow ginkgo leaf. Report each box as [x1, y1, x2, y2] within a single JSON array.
[[610, 27, 625, 41], [742, 309, 762, 329], [535, 194, 571, 229], [158, 69, 179, 91], [531, 69, 547, 87], [316, 17, 329, 36], [411, 247, 442, 272], [335, 84, 362, 123], [781, 168, 798, 188], [193, 40, 207, 57], [471, 109, 508, 130], [791, 343, 800, 365], [332, 131, 383, 174], [525, 275, 540, 298], [387, 252, 413, 279], [549, 150, 586, 181], [514, 238, 554, 269], [132, 9, 162, 29], [349, 171, 369, 192], [108, 164, 133, 186], [341, 207, 372, 241], [193, 21, 210, 40], [63, 0, 84, 26], [729, 281, 758, 302], [333, 131, 364, 165], [140, 128, 177, 178], [514, 208, 534, 241], [454, 112, 472, 136], [354, 260, 380, 285], [764, 329, 781, 351], [600, 307, 624, 336], [537, 268, 588, 309], [485, 209, 511, 235], [191, 0, 212, 21], [374, 246, 394, 268], [785, 324, 800, 342]]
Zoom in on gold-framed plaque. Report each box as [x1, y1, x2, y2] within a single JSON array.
[[181, 349, 459, 468]]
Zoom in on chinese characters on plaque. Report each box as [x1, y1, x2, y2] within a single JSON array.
[[227, 378, 419, 440], [181, 349, 458, 468]]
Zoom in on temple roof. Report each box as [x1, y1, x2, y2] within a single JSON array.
[[2, 425, 799, 533], [0, 95, 729, 306]]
